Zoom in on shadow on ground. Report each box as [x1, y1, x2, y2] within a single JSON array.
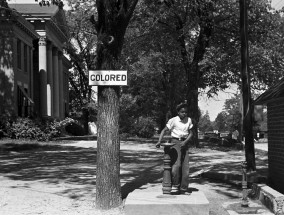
[[0, 139, 267, 202], [0, 140, 164, 201], [189, 141, 268, 185]]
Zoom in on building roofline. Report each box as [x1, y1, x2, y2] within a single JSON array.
[[254, 77, 284, 105], [0, 5, 39, 39]]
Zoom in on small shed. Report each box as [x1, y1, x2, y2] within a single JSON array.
[[255, 77, 284, 194]]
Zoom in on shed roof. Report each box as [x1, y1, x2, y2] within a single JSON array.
[[254, 77, 284, 105]]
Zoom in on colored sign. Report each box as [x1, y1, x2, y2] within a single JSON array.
[[89, 70, 127, 86]]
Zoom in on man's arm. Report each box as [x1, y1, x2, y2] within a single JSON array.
[[156, 126, 169, 148]]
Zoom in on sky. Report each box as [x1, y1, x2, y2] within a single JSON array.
[[198, 85, 239, 121], [271, 0, 284, 10]]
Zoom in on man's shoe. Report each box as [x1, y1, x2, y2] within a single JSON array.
[[171, 186, 180, 195], [180, 189, 191, 195]]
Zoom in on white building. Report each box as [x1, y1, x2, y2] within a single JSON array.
[[0, 0, 71, 119]]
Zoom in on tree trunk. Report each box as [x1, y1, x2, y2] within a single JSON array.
[[176, 2, 213, 147], [82, 107, 89, 135], [95, 40, 122, 209], [240, 0, 256, 171], [96, 86, 121, 209], [94, 0, 138, 210]]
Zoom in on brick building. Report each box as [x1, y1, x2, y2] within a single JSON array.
[[255, 77, 284, 194], [0, 0, 71, 120]]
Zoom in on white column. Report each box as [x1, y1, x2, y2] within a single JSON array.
[[29, 47, 34, 111], [38, 36, 47, 117], [58, 52, 64, 119], [47, 42, 53, 117], [52, 47, 60, 118]]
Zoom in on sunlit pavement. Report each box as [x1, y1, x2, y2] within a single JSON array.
[[0, 138, 272, 215], [241, 141, 268, 152]]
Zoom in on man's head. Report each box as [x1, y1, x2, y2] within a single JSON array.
[[176, 103, 187, 119]]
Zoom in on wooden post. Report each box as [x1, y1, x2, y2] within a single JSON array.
[[240, 0, 256, 171]]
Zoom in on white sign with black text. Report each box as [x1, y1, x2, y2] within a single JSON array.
[[89, 70, 127, 86]]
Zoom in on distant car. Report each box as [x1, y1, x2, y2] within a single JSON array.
[[220, 132, 230, 138], [203, 131, 219, 142]]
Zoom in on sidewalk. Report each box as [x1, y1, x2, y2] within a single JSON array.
[[123, 140, 272, 215], [196, 142, 268, 186], [191, 141, 281, 215]]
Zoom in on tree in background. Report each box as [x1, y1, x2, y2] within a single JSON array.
[[213, 94, 242, 133], [199, 111, 213, 132], [120, 50, 187, 132], [122, 0, 284, 147], [223, 93, 242, 132], [65, 0, 97, 133], [214, 111, 229, 132]]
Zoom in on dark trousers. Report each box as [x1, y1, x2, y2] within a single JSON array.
[[169, 139, 189, 191]]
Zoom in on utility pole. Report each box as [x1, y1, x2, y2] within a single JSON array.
[[239, 0, 256, 171]]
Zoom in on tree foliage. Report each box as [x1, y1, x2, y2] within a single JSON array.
[[121, 0, 284, 146], [213, 94, 242, 132], [199, 111, 213, 132], [65, 0, 98, 131], [214, 111, 229, 132], [223, 93, 242, 131]]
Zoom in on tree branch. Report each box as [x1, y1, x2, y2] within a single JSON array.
[[126, 0, 139, 21], [90, 14, 99, 32]]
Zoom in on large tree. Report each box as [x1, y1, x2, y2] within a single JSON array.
[[214, 111, 229, 132], [223, 94, 242, 132], [90, 0, 138, 210], [120, 50, 187, 131], [199, 111, 213, 132], [124, 0, 284, 148]]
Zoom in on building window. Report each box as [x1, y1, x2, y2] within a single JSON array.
[[17, 40, 21, 69], [17, 86, 24, 116], [24, 44, 28, 73], [17, 86, 33, 117], [23, 88, 29, 116]]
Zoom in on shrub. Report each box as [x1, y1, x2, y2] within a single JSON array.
[[0, 115, 12, 138], [5, 118, 61, 141], [7, 118, 44, 140], [54, 117, 84, 136], [40, 120, 61, 140], [133, 117, 155, 138]]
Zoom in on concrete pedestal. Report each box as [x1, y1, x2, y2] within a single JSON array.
[[124, 185, 209, 215]]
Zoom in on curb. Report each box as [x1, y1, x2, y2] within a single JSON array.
[[202, 172, 242, 186], [202, 171, 267, 187], [53, 135, 97, 141], [251, 184, 284, 215], [202, 171, 284, 215]]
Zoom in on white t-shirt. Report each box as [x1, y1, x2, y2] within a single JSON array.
[[166, 116, 193, 138]]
